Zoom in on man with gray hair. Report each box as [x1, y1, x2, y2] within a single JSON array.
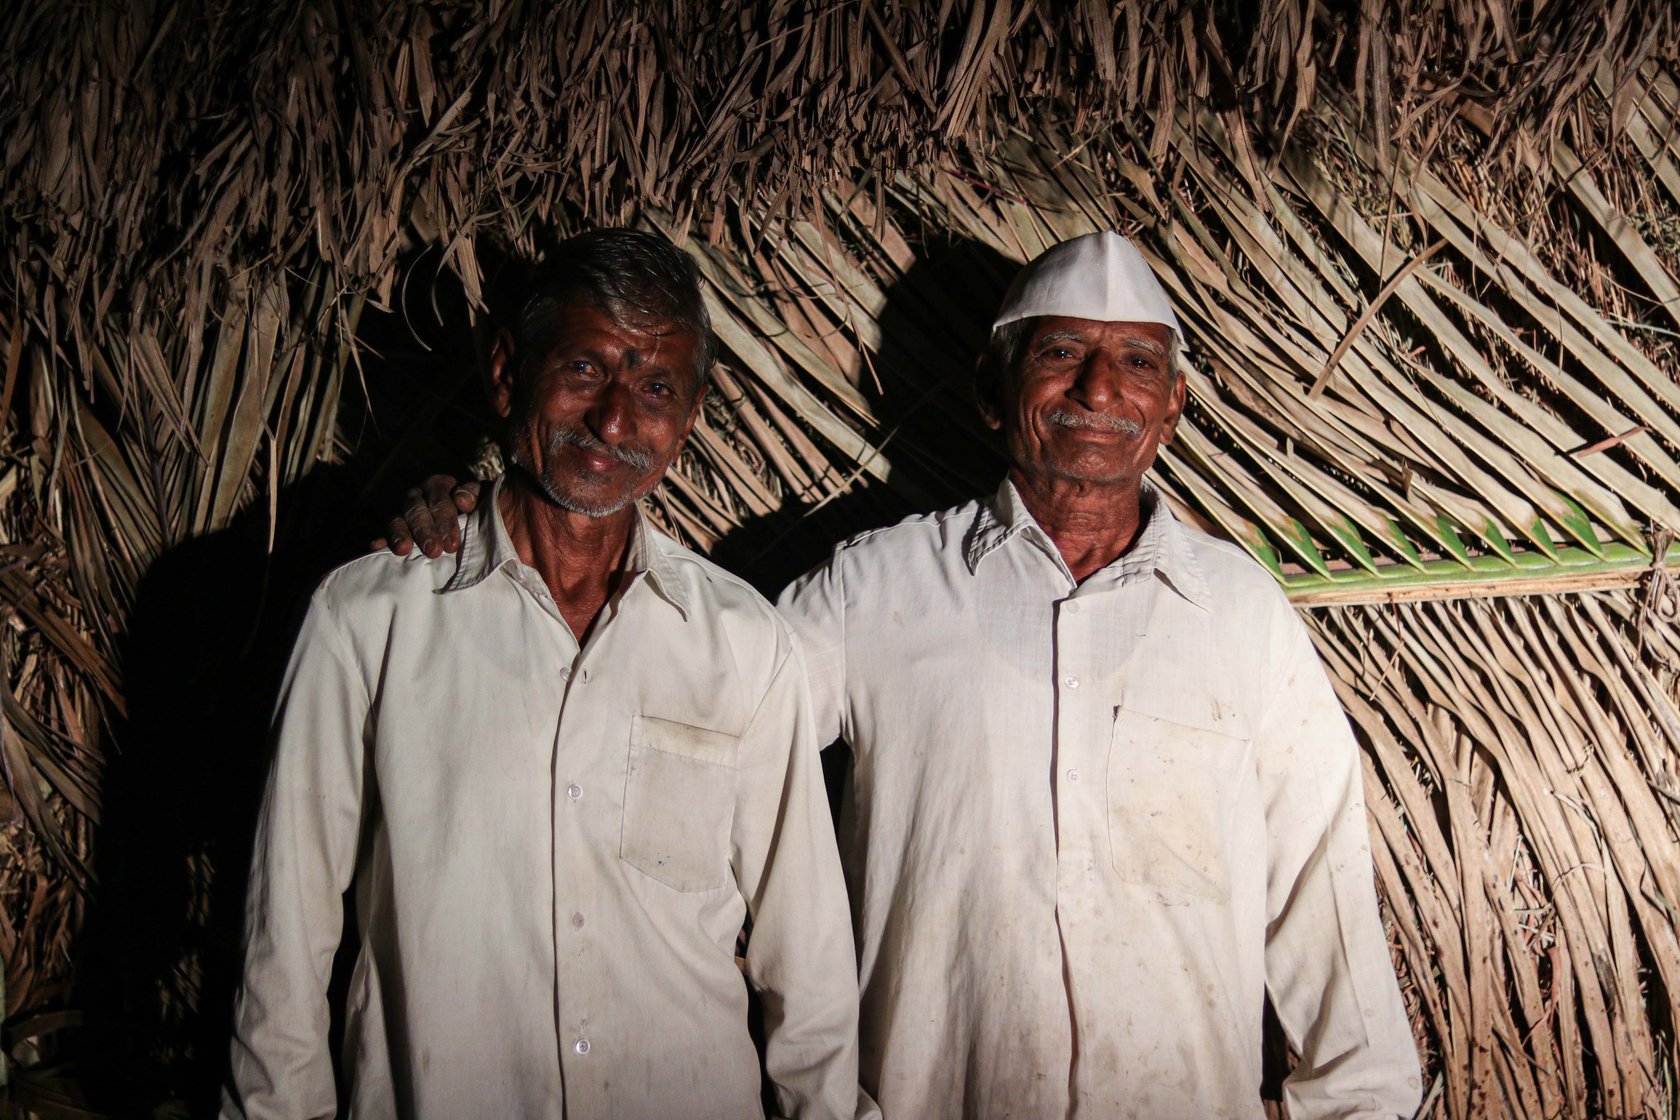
[[227, 229, 874, 1119], [391, 231, 1423, 1118], [778, 231, 1422, 1117]]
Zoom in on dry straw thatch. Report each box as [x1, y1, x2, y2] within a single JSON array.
[[3, 1, 1680, 1115]]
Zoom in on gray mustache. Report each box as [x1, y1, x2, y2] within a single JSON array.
[[548, 425, 655, 471], [1046, 409, 1142, 437]]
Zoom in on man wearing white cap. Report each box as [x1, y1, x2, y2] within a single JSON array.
[[388, 231, 1423, 1118], [774, 231, 1422, 1117]]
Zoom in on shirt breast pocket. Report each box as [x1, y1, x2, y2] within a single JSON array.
[[1106, 706, 1254, 904], [620, 715, 740, 892]]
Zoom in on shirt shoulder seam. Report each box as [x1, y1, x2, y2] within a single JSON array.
[[317, 547, 412, 588], [832, 502, 978, 554], [303, 578, 373, 710]]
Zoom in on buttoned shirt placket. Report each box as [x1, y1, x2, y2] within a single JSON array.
[[442, 499, 663, 1109], [969, 491, 1175, 1061]]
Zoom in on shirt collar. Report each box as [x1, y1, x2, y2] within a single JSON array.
[[440, 476, 692, 620], [963, 477, 1056, 572], [964, 476, 1211, 610]]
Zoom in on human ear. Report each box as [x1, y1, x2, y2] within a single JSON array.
[[682, 381, 707, 435], [1158, 371, 1188, 446], [975, 353, 1003, 430], [488, 328, 518, 419]]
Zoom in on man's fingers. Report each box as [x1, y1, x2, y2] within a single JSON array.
[[375, 533, 410, 557], [421, 474, 461, 509], [384, 515, 416, 557], [453, 479, 482, 514], [430, 495, 462, 554], [416, 474, 464, 554], [402, 488, 445, 558], [392, 476, 472, 560]]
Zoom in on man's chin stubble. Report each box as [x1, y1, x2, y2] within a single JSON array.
[[549, 490, 634, 517], [532, 469, 638, 518], [510, 446, 638, 518]]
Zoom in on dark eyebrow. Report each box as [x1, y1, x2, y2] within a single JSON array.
[[540, 345, 603, 368], [543, 343, 651, 370]]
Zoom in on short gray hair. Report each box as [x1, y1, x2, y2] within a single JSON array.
[[517, 229, 718, 392]]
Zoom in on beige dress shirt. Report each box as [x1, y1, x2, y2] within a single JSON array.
[[778, 479, 1422, 1120], [225, 479, 874, 1120]]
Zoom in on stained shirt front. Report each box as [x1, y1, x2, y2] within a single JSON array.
[[778, 479, 1422, 1120], [225, 479, 873, 1120]]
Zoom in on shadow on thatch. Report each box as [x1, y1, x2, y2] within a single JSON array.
[[64, 247, 503, 1114], [711, 235, 1016, 593], [77, 466, 358, 1112]]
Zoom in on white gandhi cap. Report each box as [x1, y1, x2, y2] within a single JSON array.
[[991, 231, 1183, 346]]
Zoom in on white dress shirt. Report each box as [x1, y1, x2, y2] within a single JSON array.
[[778, 479, 1422, 1120], [225, 478, 874, 1120]]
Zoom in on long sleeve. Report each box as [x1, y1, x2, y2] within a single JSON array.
[[775, 554, 847, 749], [222, 585, 371, 1120], [1258, 613, 1422, 1119], [730, 639, 878, 1120]]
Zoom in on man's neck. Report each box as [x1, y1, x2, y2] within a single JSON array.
[[1009, 467, 1149, 584], [498, 474, 634, 640]]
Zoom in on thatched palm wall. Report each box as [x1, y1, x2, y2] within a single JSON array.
[[3, 2, 1679, 1115]]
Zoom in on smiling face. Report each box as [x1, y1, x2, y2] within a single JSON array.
[[492, 301, 705, 518], [987, 316, 1186, 493]]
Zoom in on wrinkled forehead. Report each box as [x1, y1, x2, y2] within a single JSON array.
[[1024, 316, 1175, 351], [527, 297, 697, 355]]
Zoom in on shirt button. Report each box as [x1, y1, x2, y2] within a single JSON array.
[[560, 666, 571, 681], [571, 911, 585, 929], [1067, 768, 1080, 783], [574, 1039, 590, 1055], [1065, 602, 1080, 614], [567, 784, 583, 801], [1063, 675, 1080, 689]]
